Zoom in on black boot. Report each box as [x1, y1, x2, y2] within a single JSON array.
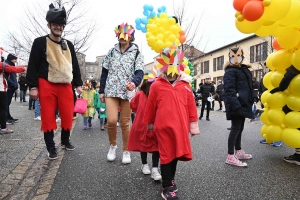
[[206, 116, 210, 121], [44, 131, 58, 160], [47, 147, 58, 160], [61, 129, 75, 150]]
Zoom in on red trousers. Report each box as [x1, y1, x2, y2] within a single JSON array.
[[38, 78, 73, 132]]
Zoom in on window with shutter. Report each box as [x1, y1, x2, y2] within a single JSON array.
[[221, 56, 224, 70], [250, 46, 254, 63], [201, 62, 203, 74], [204, 61, 209, 73], [262, 42, 268, 60], [217, 56, 225, 70], [213, 58, 216, 71]]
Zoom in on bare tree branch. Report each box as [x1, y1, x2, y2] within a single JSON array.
[[172, 0, 203, 57], [4, 0, 98, 59]]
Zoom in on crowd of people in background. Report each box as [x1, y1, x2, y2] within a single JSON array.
[[1, 3, 299, 200]]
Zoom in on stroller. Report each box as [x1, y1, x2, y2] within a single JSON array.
[[193, 90, 202, 106]]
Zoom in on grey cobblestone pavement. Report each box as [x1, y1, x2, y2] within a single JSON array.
[[1, 101, 300, 200], [0, 99, 76, 200]]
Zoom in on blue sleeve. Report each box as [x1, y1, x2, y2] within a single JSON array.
[[7, 76, 15, 87], [7, 74, 18, 89], [100, 68, 108, 94], [132, 70, 144, 87]]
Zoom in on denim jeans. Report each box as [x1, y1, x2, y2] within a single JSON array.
[[20, 90, 27, 102], [253, 103, 257, 115], [100, 118, 104, 124], [83, 117, 92, 126], [34, 99, 41, 118]]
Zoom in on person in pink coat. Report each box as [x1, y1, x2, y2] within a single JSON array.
[[128, 75, 161, 181]]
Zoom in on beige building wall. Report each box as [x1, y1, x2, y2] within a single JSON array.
[[192, 35, 273, 89]]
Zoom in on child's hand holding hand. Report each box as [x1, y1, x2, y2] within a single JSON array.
[[147, 123, 154, 130], [126, 82, 136, 91], [190, 122, 200, 136]]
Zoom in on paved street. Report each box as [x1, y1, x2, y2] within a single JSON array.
[[1, 100, 300, 200], [48, 108, 300, 199]]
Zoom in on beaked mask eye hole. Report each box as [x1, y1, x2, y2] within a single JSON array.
[[231, 55, 235, 57], [237, 54, 240, 56]]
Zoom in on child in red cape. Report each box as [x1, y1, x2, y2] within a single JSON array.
[[128, 74, 161, 181], [143, 47, 200, 200]]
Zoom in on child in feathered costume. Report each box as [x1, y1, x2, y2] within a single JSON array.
[[81, 80, 99, 130], [143, 46, 200, 199]]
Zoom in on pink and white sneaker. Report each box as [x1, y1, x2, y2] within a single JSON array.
[[235, 150, 252, 160], [225, 154, 247, 167]]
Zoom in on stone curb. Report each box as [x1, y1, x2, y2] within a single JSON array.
[[0, 119, 77, 200]]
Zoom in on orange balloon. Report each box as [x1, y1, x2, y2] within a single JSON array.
[[179, 35, 186, 43], [233, 0, 250, 12], [272, 38, 283, 51], [179, 30, 185, 36], [242, 1, 264, 21]]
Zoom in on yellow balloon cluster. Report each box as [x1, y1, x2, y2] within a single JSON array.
[[260, 69, 300, 148], [233, 0, 300, 148], [234, 0, 300, 51], [146, 13, 186, 53]]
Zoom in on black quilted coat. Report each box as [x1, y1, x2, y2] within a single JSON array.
[[224, 63, 254, 120]]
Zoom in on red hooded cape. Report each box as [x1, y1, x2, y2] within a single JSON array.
[[128, 91, 158, 152], [143, 77, 198, 164]]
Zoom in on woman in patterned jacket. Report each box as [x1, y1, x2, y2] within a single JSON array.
[[99, 23, 144, 164]]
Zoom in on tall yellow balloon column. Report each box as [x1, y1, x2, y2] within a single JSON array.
[[232, 0, 300, 148]]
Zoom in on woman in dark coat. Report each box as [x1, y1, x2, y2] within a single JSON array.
[[224, 47, 254, 167]]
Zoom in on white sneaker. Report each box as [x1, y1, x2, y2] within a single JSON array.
[[107, 145, 117, 161], [151, 170, 162, 181], [141, 164, 151, 175], [116, 122, 119, 127], [0, 128, 13, 134], [122, 151, 131, 164], [34, 116, 41, 121]]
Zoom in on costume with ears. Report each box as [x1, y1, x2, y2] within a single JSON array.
[[26, 4, 82, 154], [224, 47, 253, 167]]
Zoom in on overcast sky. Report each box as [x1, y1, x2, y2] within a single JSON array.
[[0, 0, 249, 64]]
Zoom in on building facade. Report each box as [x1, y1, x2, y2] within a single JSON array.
[[191, 35, 272, 89], [76, 52, 105, 82], [76, 52, 86, 82]]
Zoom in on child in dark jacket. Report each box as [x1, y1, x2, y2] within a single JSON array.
[[224, 47, 254, 167]]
